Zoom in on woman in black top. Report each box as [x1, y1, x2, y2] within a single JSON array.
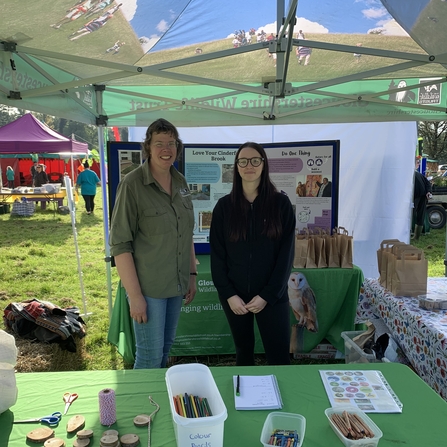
[[210, 142, 296, 365]]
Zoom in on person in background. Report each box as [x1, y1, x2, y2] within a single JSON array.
[[316, 177, 332, 197], [296, 181, 306, 197], [354, 43, 362, 62], [210, 142, 296, 366], [33, 164, 49, 187], [6, 166, 15, 188], [109, 118, 197, 369], [296, 45, 312, 65], [30, 161, 39, 184], [76, 161, 100, 215], [413, 157, 432, 240]]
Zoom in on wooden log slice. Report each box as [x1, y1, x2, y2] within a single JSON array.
[[133, 414, 151, 427], [120, 433, 140, 447], [66, 415, 86, 434], [77, 429, 94, 439], [44, 437, 65, 447], [26, 427, 55, 443], [99, 442, 119, 447], [100, 434, 119, 446], [102, 429, 119, 437], [73, 438, 90, 447]]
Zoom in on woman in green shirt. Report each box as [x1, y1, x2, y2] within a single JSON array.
[[109, 119, 197, 369]]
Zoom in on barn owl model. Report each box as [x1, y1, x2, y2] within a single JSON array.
[[288, 272, 318, 333]]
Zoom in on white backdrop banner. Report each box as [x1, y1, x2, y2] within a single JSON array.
[[129, 122, 416, 279]]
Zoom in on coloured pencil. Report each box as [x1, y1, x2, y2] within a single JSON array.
[[179, 394, 187, 417], [190, 394, 199, 418]]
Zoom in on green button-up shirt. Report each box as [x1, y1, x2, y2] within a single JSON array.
[[109, 161, 194, 298]]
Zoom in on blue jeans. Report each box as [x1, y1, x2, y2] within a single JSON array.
[[132, 295, 183, 369]]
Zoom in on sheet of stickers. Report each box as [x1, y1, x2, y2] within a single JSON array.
[[319, 370, 403, 413]]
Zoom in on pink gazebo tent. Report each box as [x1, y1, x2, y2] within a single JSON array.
[[0, 113, 88, 186], [0, 113, 87, 154]]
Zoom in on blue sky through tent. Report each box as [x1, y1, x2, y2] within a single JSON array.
[[120, 0, 405, 53]]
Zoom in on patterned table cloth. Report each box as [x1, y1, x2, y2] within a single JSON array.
[[357, 277, 447, 400]]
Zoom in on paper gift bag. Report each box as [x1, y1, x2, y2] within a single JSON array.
[[377, 239, 401, 278], [385, 243, 418, 290], [293, 231, 308, 268], [325, 231, 340, 268], [306, 231, 317, 269], [383, 242, 410, 290], [377, 239, 404, 287], [312, 228, 327, 268], [390, 247, 428, 297], [335, 227, 353, 269]]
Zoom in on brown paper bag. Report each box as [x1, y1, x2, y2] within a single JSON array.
[[337, 227, 353, 269], [377, 239, 400, 276], [306, 231, 317, 268], [377, 240, 404, 287], [293, 231, 308, 268], [383, 242, 409, 289], [312, 228, 327, 268], [390, 247, 428, 297], [325, 230, 340, 268], [385, 243, 417, 290]]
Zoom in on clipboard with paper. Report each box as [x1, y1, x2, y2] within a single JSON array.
[[233, 375, 283, 410]]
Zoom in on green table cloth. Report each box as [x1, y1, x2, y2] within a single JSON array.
[[1, 363, 446, 447], [108, 255, 364, 363]]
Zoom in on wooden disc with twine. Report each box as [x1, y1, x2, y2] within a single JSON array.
[[133, 414, 151, 427], [43, 437, 65, 447], [120, 434, 140, 447], [66, 415, 86, 434], [26, 427, 54, 443]]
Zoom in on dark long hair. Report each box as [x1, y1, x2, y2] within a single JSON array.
[[229, 142, 282, 241], [141, 118, 183, 160]]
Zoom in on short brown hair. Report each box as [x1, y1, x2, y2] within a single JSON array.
[[141, 118, 183, 160]]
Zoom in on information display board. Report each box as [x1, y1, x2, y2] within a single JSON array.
[[107, 141, 143, 216], [180, 141, 340, 254], [107, 140, 339, 255]]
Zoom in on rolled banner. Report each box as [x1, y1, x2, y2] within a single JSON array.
[[99, 388, 117, 426]]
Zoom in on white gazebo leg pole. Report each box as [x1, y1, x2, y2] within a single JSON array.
[[95, 85, 113, 319], [97, 123, 113, 319], [65, 176, 88, 317]]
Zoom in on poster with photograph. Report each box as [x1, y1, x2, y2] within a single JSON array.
[[181, 141, 339, 254], [107, 142, 144, 215]]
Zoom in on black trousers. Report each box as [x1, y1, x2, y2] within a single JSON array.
[[82, 194, 96, 212], [414, 196, 426, 226], [219, 295, 291, 366]]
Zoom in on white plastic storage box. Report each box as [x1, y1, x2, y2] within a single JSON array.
[[325, 406, 383, 447], [341, 331, 378, 364], [165, 363, 227, 447], [260, 412, 306, 447]]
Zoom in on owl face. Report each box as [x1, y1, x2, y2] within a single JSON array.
[[288, 272, 308, 290], [288, 272, 299, 289], [288, 272, 307, 289]]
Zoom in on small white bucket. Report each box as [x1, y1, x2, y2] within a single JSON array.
[[165, 363, 227, 447]]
